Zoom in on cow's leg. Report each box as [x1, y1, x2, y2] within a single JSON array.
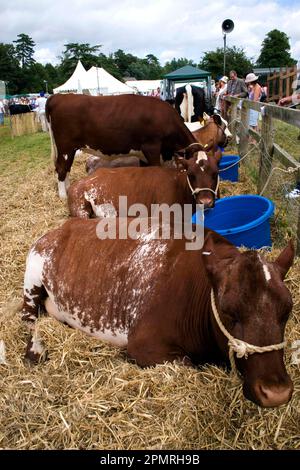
[[21, 249, 48, 363], [127, 332, 191, 367], [55, 150, 75, 199], [141, 142, 161, 166]]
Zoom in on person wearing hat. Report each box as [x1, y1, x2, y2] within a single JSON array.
[[214, 76, 228, 116], [245, 72, 262, 136], [35, 91, 48, 132]]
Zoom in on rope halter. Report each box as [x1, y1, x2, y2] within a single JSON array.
[[186, 173, 220, 198], [210, 289, 286, 378]]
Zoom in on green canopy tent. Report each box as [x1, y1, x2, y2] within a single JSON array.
[[162, 65, 212, 101]]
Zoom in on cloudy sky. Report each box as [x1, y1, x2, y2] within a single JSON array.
[[1, 0, 300, 66]]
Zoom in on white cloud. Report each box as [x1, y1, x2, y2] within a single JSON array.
[[1, 0, 300, 66]]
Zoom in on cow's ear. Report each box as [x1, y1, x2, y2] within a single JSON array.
[[184, 143, 206, 158], [202, 231, 240, 284], [174, 155, 189, 169], [212, 114, 222, 126], [273, 240, 295, 280]]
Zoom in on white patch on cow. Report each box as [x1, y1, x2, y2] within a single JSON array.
[[185, 122, 203, 132], [0, 340, 7, 365], [58, 180, 67, 199], [65, 173, 70, 191], [258, 255, 272, 282], [24, 249, 45, 306], [224, 127, 232, 138], [219, 116, 232, 138], [45, 291, 128, 347], [202, 251, 211, 255], [48, 120, 58, 163], [30, 336, 45, 355], [75, 149, 83, 158], [196, 151, 208, 162], [84, 188, 117, 217], [94, 203, 117, 218], [63, 154, 68, 161], [262, 263, 271, 282]]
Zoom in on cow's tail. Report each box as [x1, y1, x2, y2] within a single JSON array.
[[47, 116, 58, 164], [185, 84, 193, 123]]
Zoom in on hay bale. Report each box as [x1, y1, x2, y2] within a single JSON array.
[[10, 113, 41, 137]]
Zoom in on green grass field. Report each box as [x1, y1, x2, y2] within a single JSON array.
[[0, 118, 50, 176]]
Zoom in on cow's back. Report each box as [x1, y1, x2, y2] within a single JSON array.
[[34, 219, 206, 345], [46, 94, 194, 153]]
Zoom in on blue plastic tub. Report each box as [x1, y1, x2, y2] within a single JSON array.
[[192, 195, 275, 249], [219, 154, 240, 182]]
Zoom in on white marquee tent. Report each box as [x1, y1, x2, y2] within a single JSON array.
[[53, 61, 135, 95], [125, 80, 161, 94], [85, 67, 134, 95], [53, 60, 87, 94]]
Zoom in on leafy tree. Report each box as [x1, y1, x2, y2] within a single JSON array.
[[13, 33, 36, 68], [59, 42, 102, 81], [256, 29, 296, 67], [112, 49, 139, 77], [143, 54, 162, 79], [0, 43, 21, 93], [97, 53, 123, 80], [163, 58, 196, 75], [44, 63, 61, 92], [199, 46, 253, 79]]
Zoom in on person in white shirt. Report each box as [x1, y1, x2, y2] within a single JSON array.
[[35, 91, 48, 132], [214, 76, 228, 117]]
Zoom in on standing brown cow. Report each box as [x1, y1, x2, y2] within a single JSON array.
[[46, 94, 197, 199]]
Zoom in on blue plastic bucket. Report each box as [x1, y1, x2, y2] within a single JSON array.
[[219, 154, 240, 182], [192, 195, 275, 249]]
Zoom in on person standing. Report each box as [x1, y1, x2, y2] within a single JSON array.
[[214, 76, 228, 116], [227, 70, 248, 98], [224, 70, 248, 120], [245, 72, 262, 135], [35, 91, 48, 132]]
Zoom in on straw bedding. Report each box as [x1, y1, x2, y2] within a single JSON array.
[[0, 150, 299, 450]]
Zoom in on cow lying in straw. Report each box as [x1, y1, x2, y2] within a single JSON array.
[[85, 155, 140, 175], [21, 218, 295, 408], [67, 144, 219, 218]]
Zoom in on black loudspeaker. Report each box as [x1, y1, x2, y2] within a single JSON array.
[[222, 19, 234, 34]]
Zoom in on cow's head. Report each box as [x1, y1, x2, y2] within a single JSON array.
[[202, 231, 295, 408], [211, 113, 232, 147], [175, 143, 219, 209]]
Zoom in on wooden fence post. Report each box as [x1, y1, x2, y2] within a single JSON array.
[[239, 100, 249, 158], [229, 100, 238, 141], [258, 109, 273, 194]]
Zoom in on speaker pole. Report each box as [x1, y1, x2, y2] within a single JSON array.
[[221, 19, 234, 76], [223, 33, 226, 76]]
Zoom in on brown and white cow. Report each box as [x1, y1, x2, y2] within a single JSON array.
[[46, 94, 197, 199], [68, 144, 219, 217], [21, 218, 295, 408], [186, 113, 232, 159]]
